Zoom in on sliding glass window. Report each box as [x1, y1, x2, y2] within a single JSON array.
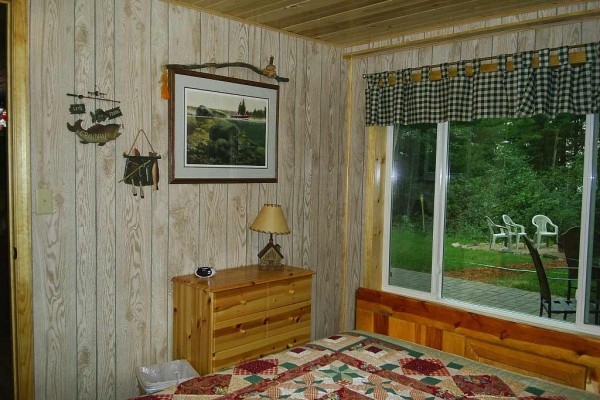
[[384, 114, 600, 329]]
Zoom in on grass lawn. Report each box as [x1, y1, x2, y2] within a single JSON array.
[[390, 227, 569, 297]]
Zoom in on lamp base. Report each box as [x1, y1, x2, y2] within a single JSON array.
[[258, 259, 284, 270], [257, 236, 284, 270]]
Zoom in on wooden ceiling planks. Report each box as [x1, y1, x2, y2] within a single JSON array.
[[164, 0, 591, 46]]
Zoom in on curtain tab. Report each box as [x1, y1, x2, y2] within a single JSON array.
[[539, 48, 550, 68], [558, 46, 569, 65], [388, 72, 398, 86]]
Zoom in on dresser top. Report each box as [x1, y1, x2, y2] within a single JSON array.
[[172, 265, 314, 292]]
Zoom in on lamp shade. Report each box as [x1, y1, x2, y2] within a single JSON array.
[[249, 204, 290, 235]]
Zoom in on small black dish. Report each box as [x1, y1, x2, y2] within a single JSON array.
[[195, 267, 216, 278]]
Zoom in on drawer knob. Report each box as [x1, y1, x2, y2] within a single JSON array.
[[288, 289, 295, 295], [239, 328, 246, 334], [239, 299, 247, 305]]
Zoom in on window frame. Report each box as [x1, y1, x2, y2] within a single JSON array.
[[380, 115, 600, 336]]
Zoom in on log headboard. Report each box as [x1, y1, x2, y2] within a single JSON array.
[[355, 287, 600, 393]]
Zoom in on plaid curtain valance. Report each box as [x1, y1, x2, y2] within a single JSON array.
[[365, 42, 600, 126]]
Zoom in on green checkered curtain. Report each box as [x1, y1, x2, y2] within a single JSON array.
[[365, 42, 600, 125]]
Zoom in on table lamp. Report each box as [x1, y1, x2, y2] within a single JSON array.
[[249, 204, 290, 268]]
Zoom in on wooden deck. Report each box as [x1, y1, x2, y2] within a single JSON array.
[[389, 268, 579, 323]]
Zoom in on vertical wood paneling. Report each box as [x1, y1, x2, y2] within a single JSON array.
[[166, 5, 201, 284], [95, 0, 117, 397], [31, 0, 78, 398], [27, 0, 600, 398], [74, 0, 97, 398], [246, 25, 263, 265], [291, 39, 307, 267], [114, 1, 153, 398], [199, 13, 229, 270], [337, 53, 349, 330], [165, 6, 202, 382], [275, 34, 297, 266], [342, 54, 367, 330], [258, 30, 280, 207], [315, 44, 341, 338], [304, 41, 322, 338], [300, 40, 320, 270], [150, 0, 170, 367], [226, 20, 250, 268]]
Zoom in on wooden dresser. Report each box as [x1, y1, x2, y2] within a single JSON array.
[[172, 265, 314, 374]]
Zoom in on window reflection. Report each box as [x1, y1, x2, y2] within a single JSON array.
[[388, 124, 436, 292], [388, 115, 600, 326]]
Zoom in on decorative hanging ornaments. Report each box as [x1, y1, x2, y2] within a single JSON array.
[[119, 129, 161, 199], [66, 88, 124, 145]]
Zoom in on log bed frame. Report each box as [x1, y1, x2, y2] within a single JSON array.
[[355, 287, 600, 393]]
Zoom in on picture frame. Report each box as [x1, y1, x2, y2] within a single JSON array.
[[168, 68, 279, 183]]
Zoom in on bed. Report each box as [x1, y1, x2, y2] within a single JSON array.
[[130, 330, 598, 399], [130, 288, 600, 399]]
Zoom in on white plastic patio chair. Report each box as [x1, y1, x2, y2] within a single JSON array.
[[502, 214, 527, 250], [531, 214, 558, 249], [485, 216, 509, 250]]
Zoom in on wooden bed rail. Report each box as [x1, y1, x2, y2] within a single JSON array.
[[356, 287, 600, 393]]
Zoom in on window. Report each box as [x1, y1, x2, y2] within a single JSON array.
[[383, 114, 600, 331]]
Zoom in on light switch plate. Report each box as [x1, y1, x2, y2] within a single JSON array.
[[35, 188, 53, 215]]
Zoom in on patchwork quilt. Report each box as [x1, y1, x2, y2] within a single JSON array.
[[131, 331, 599, 399]]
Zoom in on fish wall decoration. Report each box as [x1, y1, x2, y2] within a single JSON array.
[[66, 119, 122, 145]]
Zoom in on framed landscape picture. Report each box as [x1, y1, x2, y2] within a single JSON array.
[[168, 68, 279, 183]]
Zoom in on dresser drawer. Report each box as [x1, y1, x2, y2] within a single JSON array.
[[214, 284, 269, 322], [212, 327, 312, 371], [267, 302, 311, 338], [269, 277, 312, 309], [213, 312, 268, 353]]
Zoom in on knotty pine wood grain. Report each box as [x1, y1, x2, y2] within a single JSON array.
[[465, 338, 587, 388], [356, 288, 600, 383], [173, 266, 313, 374], [10, 0, 34, 397], [357, 288, 600, 367]]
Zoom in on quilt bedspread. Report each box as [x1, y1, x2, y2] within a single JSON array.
[[131, 331, 599, 399]]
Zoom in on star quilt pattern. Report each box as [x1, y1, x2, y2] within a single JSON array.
[[130, 332, 598, 399]]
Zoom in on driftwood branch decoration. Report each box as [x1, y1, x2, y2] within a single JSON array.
[[161, 57, 288, 100], [166, 57, 288, 82]]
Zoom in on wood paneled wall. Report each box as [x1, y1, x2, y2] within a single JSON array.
[[29, 1, 344, 398], [27, 0, 600, 399]]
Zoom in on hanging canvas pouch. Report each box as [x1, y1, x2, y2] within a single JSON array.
[[121, 129, 161, 198]]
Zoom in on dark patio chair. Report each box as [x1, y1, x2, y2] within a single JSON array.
[[561, 226, 600, 323], [523, 236, 575, 320], [562, 226, 580, 300]]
